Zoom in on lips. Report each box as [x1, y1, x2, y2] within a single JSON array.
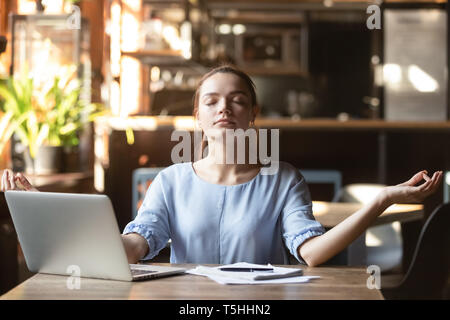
[[215, 118, 235, 125]]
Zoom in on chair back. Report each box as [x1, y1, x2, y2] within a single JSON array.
[[444, 171, 450, 203], [383, 202, 450, 299], [131, 167, 164, 219], [300, 169, 342, 202]]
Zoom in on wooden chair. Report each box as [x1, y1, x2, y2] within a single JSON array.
[[381, 202, 450, 300], [131, 167, 170, 262], [300, 169, 342, 202], [132, 167, 164, 219]]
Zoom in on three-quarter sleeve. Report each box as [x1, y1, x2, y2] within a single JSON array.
[[281, 175, 326, 264], [123, 173, 170, 261]]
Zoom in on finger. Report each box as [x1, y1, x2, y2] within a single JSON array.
[[8, 172, 16, 190], [3, 169, 12, 190], [429, 171, 443, 192], [402, 171, 428, 187], [14, 177, 24, 190], [437, 170, 443, 183], [1, 170, 6, 191], [412, 171, 426, 185], [17, 173, 34, 191], [413, 172, 440, 201], [423, 171, 439, 193], [1, 171, 5, 191], [428, 171, 439, 187], [3, 169, 12, 191], [418, 177, 433, 192], [2, 170, 7, 190]]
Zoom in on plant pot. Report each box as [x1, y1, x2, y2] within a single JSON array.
[[24, 145, 63, 175], [63, 146, 80, 172]]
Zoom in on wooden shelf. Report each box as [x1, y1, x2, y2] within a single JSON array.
[[26, 171, 93, 189], [121, 50, 188, 65], [122, 49, 183, 57], [240, 66, 308, 77], [255, 118, 450, 131], [95, 116, 450, 131]]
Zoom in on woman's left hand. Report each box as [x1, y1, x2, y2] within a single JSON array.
[[383, 170, 443, 205]]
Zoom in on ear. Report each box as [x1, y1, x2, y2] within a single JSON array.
[[194, 112, 202, 129], [252, 105, 260, 122]]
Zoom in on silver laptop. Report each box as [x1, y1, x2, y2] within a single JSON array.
[[4, 190, 186, 281]]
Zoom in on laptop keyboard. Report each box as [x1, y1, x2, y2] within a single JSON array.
[[131, 269, 157, 276]]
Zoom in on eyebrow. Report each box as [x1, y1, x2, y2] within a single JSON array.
[[202, 91, 250, 98]]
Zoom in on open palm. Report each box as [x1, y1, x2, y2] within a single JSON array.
[[384, 170, 443, 204]]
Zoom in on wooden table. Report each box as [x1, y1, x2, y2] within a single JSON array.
[[311, 201, 424, 268], [312, 201, 424, 228], [0, 264, 383, 300]]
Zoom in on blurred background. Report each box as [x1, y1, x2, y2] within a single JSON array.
[[0, 0, 449, 296]]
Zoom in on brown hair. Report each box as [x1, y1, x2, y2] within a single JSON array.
[[193, 65, 258, 159]]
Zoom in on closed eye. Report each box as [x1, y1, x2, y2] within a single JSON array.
[[204, 100, 217, 106], [230, 93, 249, 105]]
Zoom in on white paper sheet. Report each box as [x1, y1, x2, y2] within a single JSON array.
[[186, 262, 320, 285]]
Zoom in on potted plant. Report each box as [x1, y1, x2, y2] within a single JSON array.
[[0, 71, 45, 172], [0, 66, 104, 174]]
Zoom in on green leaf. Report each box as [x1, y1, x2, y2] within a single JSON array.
[[125, 127, 135, 145], [36, 123, 49, 147], [59, 122, 77, 135], [0, 85, 20, 115]]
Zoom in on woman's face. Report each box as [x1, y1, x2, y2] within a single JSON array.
[[196, 72, 257, 135]]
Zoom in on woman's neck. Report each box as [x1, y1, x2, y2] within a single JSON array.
[[193, 159, 261, 186], [204, 138, 260, 170], [194, 140, 261, 185]]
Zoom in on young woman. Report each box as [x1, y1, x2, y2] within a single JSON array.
[[1, 65, 443, 267]]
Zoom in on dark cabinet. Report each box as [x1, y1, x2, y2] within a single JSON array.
[[0, 192, 18, 295]]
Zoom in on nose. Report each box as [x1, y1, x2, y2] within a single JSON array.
[[217, 97, 231, 115]]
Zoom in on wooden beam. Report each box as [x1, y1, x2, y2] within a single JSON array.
[[0, 0, 7, 35], [80, 0, 105, 103], [120, 0, 143, 116], [0, 0, 16, 35]]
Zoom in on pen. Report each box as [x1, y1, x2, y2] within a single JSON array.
[[219, 267, 274, 272]]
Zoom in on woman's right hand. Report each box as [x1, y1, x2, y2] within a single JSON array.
[[1, 169, 39, 192], [121, 233, 149, 264]]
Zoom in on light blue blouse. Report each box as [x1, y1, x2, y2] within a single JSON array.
[[123, 161, 326, 265]]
